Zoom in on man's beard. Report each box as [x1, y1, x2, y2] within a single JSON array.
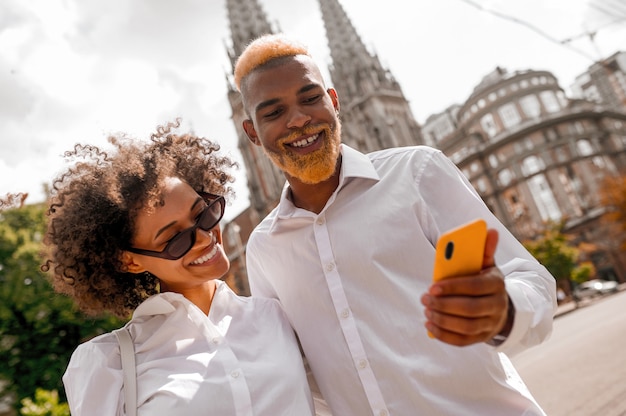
[[263, 120, 341, 185]]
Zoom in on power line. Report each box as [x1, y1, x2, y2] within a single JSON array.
[[456, 0, 599, 62]]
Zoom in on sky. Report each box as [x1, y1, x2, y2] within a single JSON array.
[[1, 0, 625, 220]]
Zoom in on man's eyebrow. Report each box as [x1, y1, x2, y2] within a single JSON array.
[[254, 83, 323, 114], [154, 197, 203, 240], [255, 98, 280, 115]]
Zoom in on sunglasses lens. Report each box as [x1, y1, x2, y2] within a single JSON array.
[[199, 200, 223, 230], [165, 230, 195, 259]]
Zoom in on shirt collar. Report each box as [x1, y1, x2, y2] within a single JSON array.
[[268, 144, 379, 233], [133, 281, 226, 318]]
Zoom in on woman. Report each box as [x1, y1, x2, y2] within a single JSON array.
[[42, 120, 315, 415]]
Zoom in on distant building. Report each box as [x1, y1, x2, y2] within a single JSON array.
[[571, 51, 626, 111], [436, 67, 626, 282], [421, 104, 460, 148]]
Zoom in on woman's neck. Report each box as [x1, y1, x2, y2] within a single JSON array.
[[160, 280, 217, 315]]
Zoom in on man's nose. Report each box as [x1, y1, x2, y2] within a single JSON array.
[[286, 107, 312, 129]]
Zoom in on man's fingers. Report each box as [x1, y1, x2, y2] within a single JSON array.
[[483, 228, 499, 268]]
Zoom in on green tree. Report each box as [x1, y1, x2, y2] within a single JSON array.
[[600, 174, 626, 251], [523, 222, 592, 300], [0, 204, 125, 411], [20, 389, 69, 416]]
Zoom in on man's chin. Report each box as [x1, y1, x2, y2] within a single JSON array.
[[283, 160, 334, 184]]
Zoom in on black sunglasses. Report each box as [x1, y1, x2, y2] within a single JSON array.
[[126, 192, 225, 260]]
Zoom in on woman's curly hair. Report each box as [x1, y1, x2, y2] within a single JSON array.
[[41, 120, 237, 319], [0, 192, 28, 210]]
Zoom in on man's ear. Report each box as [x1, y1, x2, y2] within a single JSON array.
[[120, 251, 146, 274], [328, 88, 340, 113], [243, 119, 260, 146]]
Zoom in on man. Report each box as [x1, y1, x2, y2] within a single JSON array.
[[235, 33, 556, 415]]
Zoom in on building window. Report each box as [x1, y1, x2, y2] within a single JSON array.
[[577, 139, 593, 156], [498, 168, 513, 186], [520, 95, 541, 118], [528, 174, 562, 221], [540, 91, 560, 113], [522, 155, 544, 175], [481, 113, 498, 138], [476, 177, 488, 193], [498, 103, 522, 128], [489, 154, 498, 168], [574, 121, 585, 135], [592, 156, 606, 168]]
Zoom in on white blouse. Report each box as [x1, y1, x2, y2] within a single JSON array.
[[63, 280, 315, 416]]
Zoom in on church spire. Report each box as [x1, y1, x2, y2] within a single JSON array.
[[225, 0, 275, 70], [318, 0, 423, 150], [225, 0, 285, 217]]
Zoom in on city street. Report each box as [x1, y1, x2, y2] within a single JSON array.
[[511, 289, 626, 416]]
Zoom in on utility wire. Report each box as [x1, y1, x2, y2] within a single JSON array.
[[457, 0, 599, 62], [594, 0, 626, 18]]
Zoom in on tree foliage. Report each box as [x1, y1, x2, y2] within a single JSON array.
[[523, 222, 591, 285], [20, 389, 69, 416], [599, 174, 626, 251], [0, 204, 126, 411]]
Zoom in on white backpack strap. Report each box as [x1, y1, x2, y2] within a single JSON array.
[[113, 327, 137, 416]]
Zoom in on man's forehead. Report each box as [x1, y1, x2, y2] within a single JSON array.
[[242, 55, 325, 114], [244, 55, 324, 90]]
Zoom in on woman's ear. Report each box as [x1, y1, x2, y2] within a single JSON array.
[[213, 227, 223, 245], [120, 251, 146, 274]]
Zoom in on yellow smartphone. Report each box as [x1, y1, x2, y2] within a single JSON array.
[[432, 219, 488, 282]]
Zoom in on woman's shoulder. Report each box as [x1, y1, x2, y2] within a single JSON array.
[[68, 330, 122, 367]]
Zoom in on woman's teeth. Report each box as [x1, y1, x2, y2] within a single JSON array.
[[191, 244, 219, 265], [291, 134, 318, 148]]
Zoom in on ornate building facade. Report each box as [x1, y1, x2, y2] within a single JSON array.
[[571, 51, 626, 112], [429, 67, 626, 282]]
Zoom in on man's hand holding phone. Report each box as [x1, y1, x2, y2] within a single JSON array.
[[421, 219, 511, 347]]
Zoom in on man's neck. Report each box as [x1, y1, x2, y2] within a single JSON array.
[[287, 156, 342, 214]]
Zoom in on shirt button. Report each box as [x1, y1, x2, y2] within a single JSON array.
[[340, 309, 350, 319], [231, 370, 240, 378], [316, 217, 325, 225], [212, 337, 221, 344], [379, 410, 388, 416], [358, 359, 368, 369], [325, 263, 335, 272]]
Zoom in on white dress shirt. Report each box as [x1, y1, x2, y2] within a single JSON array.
[[246, 145, 557, 416], [63, 280, 314, 416]]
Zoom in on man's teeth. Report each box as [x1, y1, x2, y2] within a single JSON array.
[[291, 134, 318, 148], [191, 244, 218, 265]]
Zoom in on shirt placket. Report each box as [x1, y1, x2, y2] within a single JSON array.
[[314, 213, 389, 416], [206, 325, 253, 416]]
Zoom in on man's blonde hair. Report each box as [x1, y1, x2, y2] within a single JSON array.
[[234, 33, 311, 92]]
